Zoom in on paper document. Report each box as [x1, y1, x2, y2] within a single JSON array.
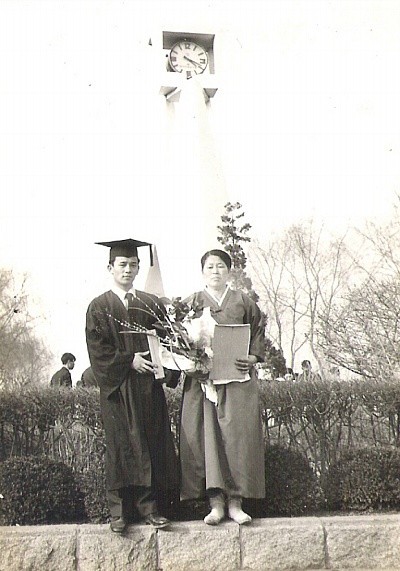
[[210, 324, 250, 380], [146, 330, 165, 380]]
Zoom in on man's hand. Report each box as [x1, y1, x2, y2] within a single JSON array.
[[132, 351, 157, 374]]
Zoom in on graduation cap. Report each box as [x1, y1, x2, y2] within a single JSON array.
[[96, 239, 154, 265]]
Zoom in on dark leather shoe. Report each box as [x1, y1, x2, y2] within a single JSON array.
[[144, 513, 170, 529], [110, 517, 127, 533]]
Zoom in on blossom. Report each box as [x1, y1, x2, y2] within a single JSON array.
[[183, 307, 215, 351], [105, 295, 221, 403], [104, 295, 216, 378], [159, 299, 216, 377]]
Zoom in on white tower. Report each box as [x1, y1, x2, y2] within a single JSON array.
[[146, 30, 229, 297]]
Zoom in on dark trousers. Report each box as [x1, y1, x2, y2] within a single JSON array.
[[108, 486, 157, 521]]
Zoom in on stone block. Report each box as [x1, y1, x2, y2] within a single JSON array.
[[157, 520, 240, 571], [322, 514, 400, 570], [0, 524, 77, 571], [241, 517, 325, 570], [76, 524, 157, 571]]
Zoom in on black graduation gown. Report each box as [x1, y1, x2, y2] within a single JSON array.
[[85, 290, 179, 493]]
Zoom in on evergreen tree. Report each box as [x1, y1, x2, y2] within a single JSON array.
[[217, 202, 286, 373], [264, 338, 287, 377], [217, 202, 259, 302]]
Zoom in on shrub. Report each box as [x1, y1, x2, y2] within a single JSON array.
[[264, 444, 323, 516], [76, 454, 109, 524], [73, 387, 102, 431], [0, 455, 86, 525], [324, 447, 400, 512], [0, 386, 101, 461]]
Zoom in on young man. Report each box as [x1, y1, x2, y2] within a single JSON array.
[[50, 352, 76, 388], [297, 359, 321, 382], [85, 238, 179, 533]]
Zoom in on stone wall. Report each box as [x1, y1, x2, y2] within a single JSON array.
[[1, 515, 400, 570]]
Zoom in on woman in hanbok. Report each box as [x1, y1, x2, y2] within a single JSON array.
[[180, 249, 266, 525]]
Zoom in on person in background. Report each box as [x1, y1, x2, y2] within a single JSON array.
[[180, 249, 265, 526], [297, 360, 321, 382], [85, 238, 179, 534], [50, 353, 76, 388], [284, 367, 295, 382], [76, 366, 98, 388], [255, 364, 270, 381]]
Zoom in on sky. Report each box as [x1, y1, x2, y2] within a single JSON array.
[[1, 0, 400, 381]]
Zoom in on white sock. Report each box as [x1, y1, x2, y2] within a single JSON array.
[[204, 497, 225, 525], [228, 498, 252, 525]]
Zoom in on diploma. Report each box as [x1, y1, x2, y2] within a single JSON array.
[[210, 324, 250, 380], [146, 329, 165, 380]]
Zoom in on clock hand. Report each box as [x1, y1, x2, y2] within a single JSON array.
[[183, 55, 202, 68]]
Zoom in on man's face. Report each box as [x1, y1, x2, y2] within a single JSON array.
[[67, 360, 75, 370], [108, 256, 139, 291]]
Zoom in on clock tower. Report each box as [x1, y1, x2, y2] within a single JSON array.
[[168, 39, 209, 76], [151, 30, 218, 102], [147, 29, 228, 296]]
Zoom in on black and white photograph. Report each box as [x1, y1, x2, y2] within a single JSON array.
[[1, 1, 400, 569]]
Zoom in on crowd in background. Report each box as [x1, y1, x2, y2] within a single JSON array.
[[51, 356, 342, 388]]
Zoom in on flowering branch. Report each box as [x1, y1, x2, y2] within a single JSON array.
[[104, 295, 216, 376]]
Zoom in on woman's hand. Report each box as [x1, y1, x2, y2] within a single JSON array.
[[235, 355, 258, 374], [132, 351, 157, 374]]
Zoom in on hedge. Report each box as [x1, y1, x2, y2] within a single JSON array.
[[2, 376, 400, 523], [0, 455, 86, 525]]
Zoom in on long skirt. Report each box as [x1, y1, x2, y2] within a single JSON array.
[[180, 374, 265, 500]]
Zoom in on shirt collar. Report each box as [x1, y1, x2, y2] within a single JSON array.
[[111, 285, 136, 305]]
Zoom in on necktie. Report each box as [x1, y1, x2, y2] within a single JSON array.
[[125, 292, 134, 311]]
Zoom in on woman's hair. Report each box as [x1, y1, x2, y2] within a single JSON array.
[[201, 249, 232, 270]]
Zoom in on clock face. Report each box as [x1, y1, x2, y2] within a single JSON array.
[[169, 41, 208, 75]]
